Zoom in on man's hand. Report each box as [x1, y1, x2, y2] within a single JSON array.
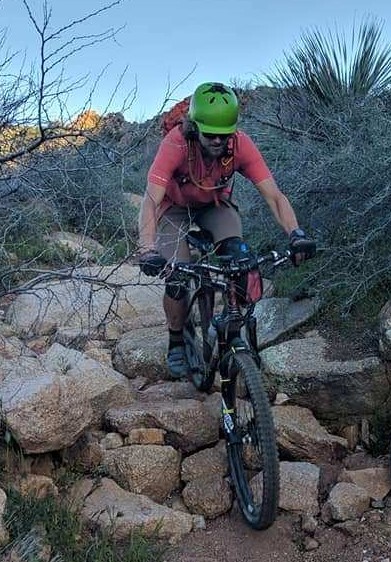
[[138, 250, 167, 276], [289, 228, 316, 266]]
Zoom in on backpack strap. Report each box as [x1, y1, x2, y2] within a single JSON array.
[[220, 136, 235, 183]]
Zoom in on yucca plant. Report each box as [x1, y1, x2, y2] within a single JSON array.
[[268, 17, 391, 104]]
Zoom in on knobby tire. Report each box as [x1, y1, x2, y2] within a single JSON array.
[[226, 351, 279, 529], [184, 290, 215, 392]]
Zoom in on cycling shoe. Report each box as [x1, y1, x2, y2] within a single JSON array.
[[167, 346, 189, 379]]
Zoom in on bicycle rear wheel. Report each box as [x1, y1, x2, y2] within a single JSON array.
[[184, 290, 216, 392], [225, 351, 279, 529]]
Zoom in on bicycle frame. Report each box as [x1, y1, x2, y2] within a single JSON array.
[[170, 239, 290, 389], [171, 238, 291, 529], [185, 264, 261, 378]]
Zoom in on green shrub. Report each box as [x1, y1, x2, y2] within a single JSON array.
[[238, 92, 391, 315]]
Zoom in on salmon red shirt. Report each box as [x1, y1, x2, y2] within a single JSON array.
[[147, 125, 273, 215]]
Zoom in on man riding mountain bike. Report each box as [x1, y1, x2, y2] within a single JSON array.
[[137, 81, 316, 379]]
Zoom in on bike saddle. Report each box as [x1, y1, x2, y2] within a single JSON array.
[[186, 229, 214, 254]]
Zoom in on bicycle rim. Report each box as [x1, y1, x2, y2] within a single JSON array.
[[184, 291, 215, 392], [225, 351, 279, 529]]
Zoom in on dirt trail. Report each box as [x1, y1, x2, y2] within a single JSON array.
[[167, 507, 391, 562], [168, 511, 301, 562]]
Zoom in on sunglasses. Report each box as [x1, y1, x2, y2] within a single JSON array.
[[201, 132, 231, 140]]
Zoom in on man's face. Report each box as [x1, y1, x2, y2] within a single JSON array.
[[198, 132, 231, 159]]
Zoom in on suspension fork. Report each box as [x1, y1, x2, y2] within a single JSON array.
[[220, 341, 248, 444], [246, 315, 261, 368], [216, 279, 249, 434], [218, 328, 247, 431]]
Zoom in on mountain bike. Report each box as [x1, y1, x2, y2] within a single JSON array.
[[168, 229, 291, 530]]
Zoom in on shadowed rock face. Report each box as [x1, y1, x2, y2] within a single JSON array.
[[261, 335, 387, 422], [273, 404, 349, 463], [254, 297, 321, 348]]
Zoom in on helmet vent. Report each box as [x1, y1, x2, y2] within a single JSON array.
[[203, 83, 230, 95]]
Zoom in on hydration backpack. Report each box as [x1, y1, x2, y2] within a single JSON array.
[[161, 97, 191, 135]]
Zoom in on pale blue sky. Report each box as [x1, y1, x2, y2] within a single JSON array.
[[1, 0, 391, 122]]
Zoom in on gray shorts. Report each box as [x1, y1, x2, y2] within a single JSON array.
[[157, 201, 243, 262]]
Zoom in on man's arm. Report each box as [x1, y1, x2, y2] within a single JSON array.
[[255, 177, 299, 235], [255, 177, 316, 264], [138, 182, 166, 252]]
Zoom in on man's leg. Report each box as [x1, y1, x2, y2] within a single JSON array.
[[196, 200, 243, 245], [156, 206, 193, 377]]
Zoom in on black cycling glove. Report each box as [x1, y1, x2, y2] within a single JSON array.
[[138, 250, 167, 276], [289, 228, 316, 265]]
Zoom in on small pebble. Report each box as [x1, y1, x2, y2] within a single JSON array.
[[303, 537, 319, 551]]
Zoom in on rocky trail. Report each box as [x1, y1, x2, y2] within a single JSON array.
[[168, 503, 391, 562]]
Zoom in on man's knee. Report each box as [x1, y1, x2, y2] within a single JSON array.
[[216, 236, 247, 258]]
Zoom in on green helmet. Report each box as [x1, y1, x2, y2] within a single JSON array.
[[189, 82, 239, 134]]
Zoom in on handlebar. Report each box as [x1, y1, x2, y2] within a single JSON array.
[[167, 249, 292, 278]]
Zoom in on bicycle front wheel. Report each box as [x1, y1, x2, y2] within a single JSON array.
[[225, 351, 279, 529], [184, 290, 216, 392]]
